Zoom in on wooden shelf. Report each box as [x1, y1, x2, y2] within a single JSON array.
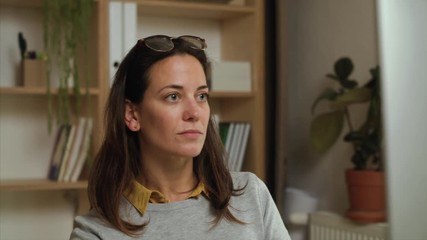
[[0, 0, 42, 8], [136, 0, 254, 19], [0, 179, 87, 191], [0, 0, 254, 16], [210, 91, 254, 98], [0, 86, 99, 96]]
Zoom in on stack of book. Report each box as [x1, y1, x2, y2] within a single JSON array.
[[47, 117, 93, 182], [219, 122, 251, 172]]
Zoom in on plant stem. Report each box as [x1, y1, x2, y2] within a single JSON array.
[[344, 107, 357, 151], [344, 107, 354, 131]]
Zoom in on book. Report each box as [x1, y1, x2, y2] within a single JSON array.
[[70, 118, 93, 182], [223, 122, 236, 169], [56, 124, 77, 181], [62, 117, 88, 182], [218, 121, 251, 172], [47, 125, 68, 180], [219, 122, 231, 144], [229, 123, 244, 171], [235, 123, 251, 171], [219, 122, 234, 169]]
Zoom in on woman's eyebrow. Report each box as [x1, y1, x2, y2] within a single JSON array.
[[197, 85, 209, 91], [157, 84, 183, 93], [158, 84, 209, 93]]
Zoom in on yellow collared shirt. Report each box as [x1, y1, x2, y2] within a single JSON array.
[[123, 180, 206, 214]]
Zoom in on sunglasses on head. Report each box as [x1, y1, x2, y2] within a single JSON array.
[[138, 35, 207, 52]]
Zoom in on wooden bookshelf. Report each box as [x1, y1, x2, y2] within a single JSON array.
[[0, 179, 87, 191], [0, 0, 265, 182], [209, 91, 254, 98], [0, 0, 42, 8], [0, 0, 108, 191], [136, 0, 255, 19], [0, 0, 265, 218], [0, 87, 100, 96]]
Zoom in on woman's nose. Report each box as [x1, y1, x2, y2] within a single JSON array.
[[183, 100, 200, 121]]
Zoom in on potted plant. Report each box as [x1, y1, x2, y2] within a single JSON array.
[[309, 57, 385, 223]]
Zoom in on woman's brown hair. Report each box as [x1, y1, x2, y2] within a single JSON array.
[[88, 37, 243, 236]]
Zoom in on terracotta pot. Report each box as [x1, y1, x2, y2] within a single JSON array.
[[345, 169, 386, 223]]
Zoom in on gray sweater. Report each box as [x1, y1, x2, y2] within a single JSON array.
[[70, 172, 291, 240]]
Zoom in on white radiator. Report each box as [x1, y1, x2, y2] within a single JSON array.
[[309, 212, 389, 240]]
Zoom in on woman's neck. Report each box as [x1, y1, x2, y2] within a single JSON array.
[[138, 155, 198, 202]]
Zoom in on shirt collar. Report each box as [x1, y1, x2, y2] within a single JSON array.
[[123, 180, 206, 214]]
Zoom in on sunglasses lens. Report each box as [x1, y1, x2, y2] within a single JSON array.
[[141, 35, 206, 52], [180, 36, 207, 50], [144, 36, 174, 52]]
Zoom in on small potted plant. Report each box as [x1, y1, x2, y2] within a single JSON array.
[[310, 57, 385, 223]]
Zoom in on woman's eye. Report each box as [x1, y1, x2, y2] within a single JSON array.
[[197, 93, 209, 102], [166, 93, 179, 102]]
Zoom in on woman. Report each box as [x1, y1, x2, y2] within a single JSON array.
[[70, 35, 290, 239]]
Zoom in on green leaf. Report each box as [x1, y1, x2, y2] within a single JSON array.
[[331, 87, 372, 109], [310, 110, 345, 153], [334, 57, 354, 80], [311, 88, 338, 114]]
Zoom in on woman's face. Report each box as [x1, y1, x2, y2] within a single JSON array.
[[136, 54, 210, 159]]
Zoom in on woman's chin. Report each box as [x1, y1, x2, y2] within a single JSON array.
[[175, 148, 203, 158]]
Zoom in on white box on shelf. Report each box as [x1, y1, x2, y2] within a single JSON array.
[[209, 61, 251, 92], [109, 2, 137, 86]]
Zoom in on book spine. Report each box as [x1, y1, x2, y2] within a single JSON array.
[[70, 118, 93, 182], [63, 117, 87, 182], [57, 124, 77, 181], [48, 125, 69, 180]]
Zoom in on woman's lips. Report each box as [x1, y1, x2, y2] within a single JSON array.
[[178, 129, 203, 139]]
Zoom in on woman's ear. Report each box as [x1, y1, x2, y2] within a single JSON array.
[[124, 100, 141, 132]]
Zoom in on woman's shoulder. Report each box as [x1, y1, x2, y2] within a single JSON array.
[[230, 171, 269, 196], [71, 209, 132, 239], [230, 171, 263, 186], [73, 210, 112, 232], [71, 210, 106, 239], [228, 172, 274, 219]]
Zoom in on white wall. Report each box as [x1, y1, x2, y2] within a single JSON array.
[[0, 191, 75, 240], [283, 0, 427, 238], [285, 0, 378, 214], [377, 0, 427, 239]]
